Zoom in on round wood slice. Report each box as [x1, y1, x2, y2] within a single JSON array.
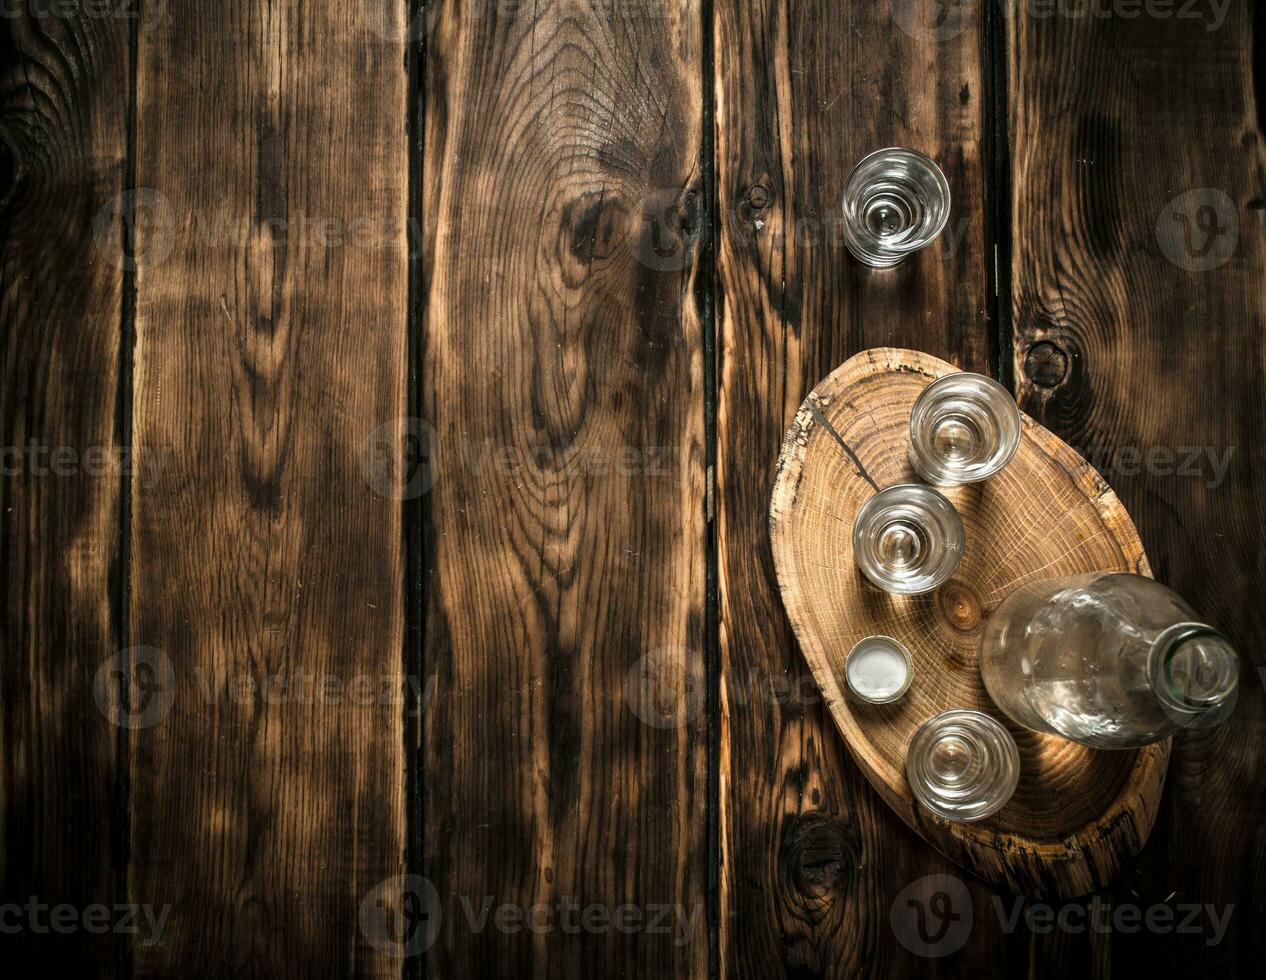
[[769, 347, 1170, 899]]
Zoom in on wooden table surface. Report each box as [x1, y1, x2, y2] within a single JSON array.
[[2, 1, 1262, 976]]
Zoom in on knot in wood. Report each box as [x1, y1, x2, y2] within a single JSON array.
[[937, 579, 982, 632], [1024, 340, 1069, 388], [746, 184, 771, 210], [781, 813, 857, 902]]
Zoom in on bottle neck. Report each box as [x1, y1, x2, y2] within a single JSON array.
[[1149, 623, 1240, 729]]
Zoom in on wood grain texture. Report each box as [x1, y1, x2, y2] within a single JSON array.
[[3, 0, 1264, 974], [770, 348, 1168, 898], [0, 7, 129, 970], [420, 2, 708, 975], [1010, 0, 1266, 972], [127, 5, 408, 974], [714, 2, 1009, 976]]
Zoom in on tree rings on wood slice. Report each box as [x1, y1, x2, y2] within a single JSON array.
[[769, 347, 1170, 898]]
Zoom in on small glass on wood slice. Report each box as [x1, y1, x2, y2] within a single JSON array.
[[852, 484, 963, 595], [908, 372, 1022, 486], [906, 709, 1020, 822]]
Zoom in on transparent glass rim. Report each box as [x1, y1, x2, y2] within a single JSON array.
[[1148, 621, 1240, 715], [908, 372, 1022, 485], [851, 483, 964, 595], [841, 146, 952, 257], [906, 708, 1019, 822]]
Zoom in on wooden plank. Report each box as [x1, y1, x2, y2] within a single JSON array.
[[0, 8, 129, 970], [420, 2, 708, 975], [1009, 1, 1266, 973], [127, 5, 408, 973], [714, 1, 1012, 974]]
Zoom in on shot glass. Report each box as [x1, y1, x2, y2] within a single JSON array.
[[840, 147, 951, 268], [852, 484, 963, 595], [906, 709, 1019, 822], [908, 373, 1022, 486]]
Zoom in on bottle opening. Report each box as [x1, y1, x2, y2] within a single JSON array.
[[1152, 623, 1240, 725]]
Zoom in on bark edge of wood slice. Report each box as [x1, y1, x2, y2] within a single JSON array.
[[769, 347, 1170, 899]]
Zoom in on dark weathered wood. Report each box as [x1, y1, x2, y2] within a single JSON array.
[[714, 2, 1011, 975], [420, 2, 708, 974], [1010, 0, 1266, 973], [0, 8, 129, 970], [4, 1, 1264, 974], [127, 6, 408, 973]]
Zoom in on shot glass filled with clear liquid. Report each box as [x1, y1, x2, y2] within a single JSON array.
[[852, 484, 963, 595], [906, 709, 1020, 822], [908, 373, 1022, 486], [841, 147, 951, 268]]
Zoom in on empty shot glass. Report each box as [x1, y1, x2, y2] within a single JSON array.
[[908, 373, 1022, 485], [906, 709, 1019, 822], [840, 147, 951, 268], [852, 484, 963, 595]]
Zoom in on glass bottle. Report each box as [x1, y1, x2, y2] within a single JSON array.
[[980, 573, 1240, 749]]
